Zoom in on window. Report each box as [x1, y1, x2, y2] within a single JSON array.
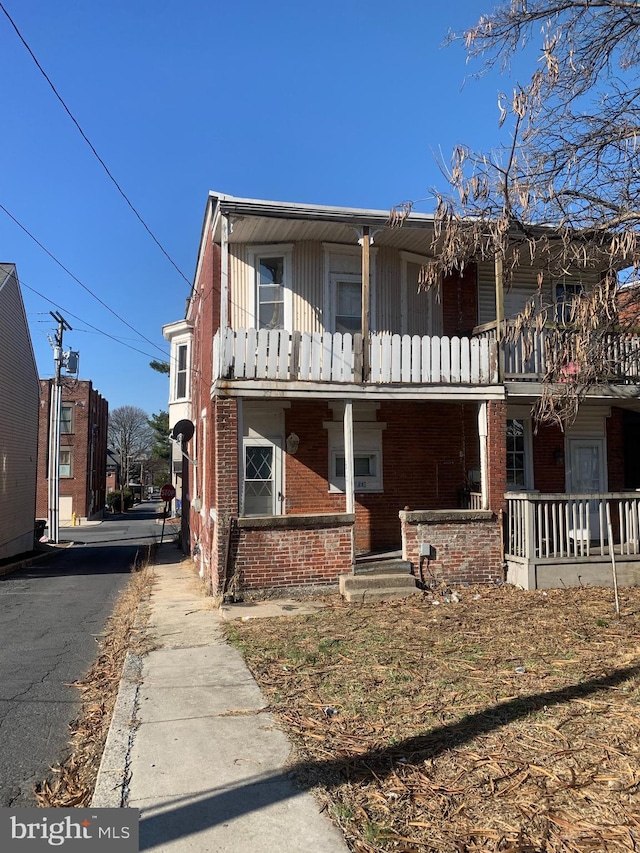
[[60, 404, 73, 434], [247, 245, 293, 331], [176, 344, 188, 399], [257, 256, 285, 330], [335, 277, 362, 334], [555, 280, 584, 324], [59, 448, 73, 478], [506, 419, 526, 488], [326, 420, 384, 493]]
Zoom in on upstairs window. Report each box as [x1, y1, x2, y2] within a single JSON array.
[[257, 256, 285, 330], [60, 404, 74, 434], [555, 280, 584, 325], [176, 344, 188, 399], [335, 276, 362, 334]]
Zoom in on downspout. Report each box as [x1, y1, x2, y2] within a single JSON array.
[[494, 243, 505, 381], [219, 212, 230, 377]]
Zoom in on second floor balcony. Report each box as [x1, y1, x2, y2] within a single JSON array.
[[212, 327, 499, 388]]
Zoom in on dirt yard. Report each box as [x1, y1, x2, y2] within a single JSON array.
[[226, 583, 640, 853]]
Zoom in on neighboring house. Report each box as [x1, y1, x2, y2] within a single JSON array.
[[36, 380, 108, 523], [0, 264, 40, 560], [162, 319, 193, 516], [106, 448, 121, 495], [165, 191, 640, 596]]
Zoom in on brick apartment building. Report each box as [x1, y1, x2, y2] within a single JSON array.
[[37, 379, 108, 523], [164, 191, 640, 598]]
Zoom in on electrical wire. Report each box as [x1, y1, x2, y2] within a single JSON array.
[[0, 200, 169, 357], [20, 278, 170, 366], [0, 1, 191, 288]]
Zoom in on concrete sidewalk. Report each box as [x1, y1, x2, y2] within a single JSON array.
[[92, 544, 348, 852]]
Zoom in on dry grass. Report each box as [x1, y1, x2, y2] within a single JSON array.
[[226, 584, 640, 853], [34, 548, 156, 807]]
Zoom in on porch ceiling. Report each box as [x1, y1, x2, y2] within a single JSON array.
[[506, 382, 640, 412]]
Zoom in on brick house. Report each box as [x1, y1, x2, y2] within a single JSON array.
[[164, 191, 640, 596], [0, 264, 40, 560], [36, 380, 108, 523]]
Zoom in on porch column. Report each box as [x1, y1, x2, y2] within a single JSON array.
[[344, 400, 355, 570], [360, 226, 370, 381], [478, 401, 489, 510], [343, 400, 354, 515]]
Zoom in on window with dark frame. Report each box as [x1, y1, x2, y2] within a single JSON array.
[[60, 404, 73, 434], [506, 418, 526, 488]]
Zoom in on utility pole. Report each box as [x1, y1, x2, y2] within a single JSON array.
[[47, 311, 72, 544]]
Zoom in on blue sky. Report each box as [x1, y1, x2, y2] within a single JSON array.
[[2, 1, 527, 417]]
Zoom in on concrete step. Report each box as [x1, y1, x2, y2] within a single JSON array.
[[354, 558, 413, 575], [339, 571, 421, 602]]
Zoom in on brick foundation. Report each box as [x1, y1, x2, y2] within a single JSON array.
[[400, 509, 503, 585], [228, 513, 354, 591]]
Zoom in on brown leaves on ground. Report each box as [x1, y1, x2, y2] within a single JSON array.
[[34, 551, 156, 808], [226, 584, 640, 853]]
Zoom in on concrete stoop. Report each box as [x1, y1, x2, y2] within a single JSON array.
[[340, 557, 421, 602]]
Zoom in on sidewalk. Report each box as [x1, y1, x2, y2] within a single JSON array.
[[92, 544, 348, 852]]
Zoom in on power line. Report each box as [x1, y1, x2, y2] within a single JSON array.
[[20, 278, 170, 365], [0, 200, 168, 357], [0, 1, 191, 288]]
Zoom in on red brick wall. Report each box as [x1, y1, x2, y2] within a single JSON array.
[[36, 379, 108, 520], [401, 510, 503, 585], [231, 519, 353, 589], [532, 422, 566, 492], [607, 407, 625, 491], [283, 400, 482, 554], [210, 396, 239, 592], [189, 226, 220, 585], [487, 400, 507, 514]]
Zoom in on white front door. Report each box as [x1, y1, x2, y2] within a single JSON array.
[[568, 439, 605, 536], [242, 438, 283, 516]]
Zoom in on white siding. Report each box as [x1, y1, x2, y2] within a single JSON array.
[[0, 267, 40, 560]]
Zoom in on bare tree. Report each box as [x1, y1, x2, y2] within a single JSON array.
[[396, 0, 640, 424], [108, 406, 153, 496]]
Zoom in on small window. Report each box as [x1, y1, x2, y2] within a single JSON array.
[[60, 404, 73, 434], [176, 344, 188, 399], [59, 448, 73, 478], [506, 419, 526, 488], [257, 256, 285, 330], [555, 280, 584, 324]]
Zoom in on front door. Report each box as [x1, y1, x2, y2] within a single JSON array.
[[568, 439, 605, 538], [242, 438, 283, 517]]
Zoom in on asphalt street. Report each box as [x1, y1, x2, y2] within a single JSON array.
[[0, 502, 164, 806]]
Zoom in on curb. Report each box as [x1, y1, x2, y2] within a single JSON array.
[[91, 653, 143, 808]]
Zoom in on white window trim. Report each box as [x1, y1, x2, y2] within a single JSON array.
[[247, 244, 294, 331], [399, 250, 442, 335], [322, 243, 377, 334], [169, 335, 192, 403], [324, 421, 385, 493]]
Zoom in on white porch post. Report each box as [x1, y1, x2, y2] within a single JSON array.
[[344, 400, 355, 570], [478, 401, 489, 510]]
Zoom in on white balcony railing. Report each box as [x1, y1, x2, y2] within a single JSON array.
[[213, 328, 499, 385], [506, 492, 640, 561], [474, 322, 640, 382]]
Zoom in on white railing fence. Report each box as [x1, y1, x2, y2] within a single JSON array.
[[474, 323, 640, 382], [213, 328, 499, 385], [506, 492, 640, 561]]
